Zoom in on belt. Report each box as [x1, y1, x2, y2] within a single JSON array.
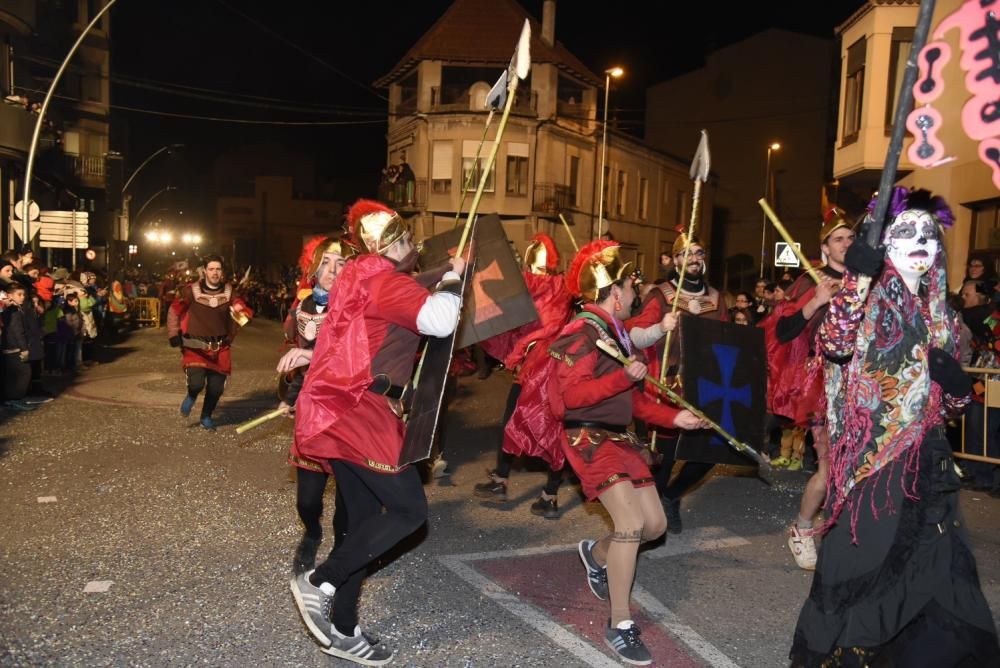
[[368, 375, 406, 399], [181, 336, 230, 351], [563, 420, 627, 434]]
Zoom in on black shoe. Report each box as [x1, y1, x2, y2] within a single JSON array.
[[292, 535, 321, 575], [530, 495, 559, 519], [604, 619, 652, 665], [663, 497, 683, 534], [473, 472, 508, 502]]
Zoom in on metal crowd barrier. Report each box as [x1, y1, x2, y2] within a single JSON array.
[[131, 297, 161, 328], [958, 366, 1000, 465]]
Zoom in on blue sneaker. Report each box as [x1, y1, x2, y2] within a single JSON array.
[[200, 416, 216, 431], [180, 395, 195, 417]]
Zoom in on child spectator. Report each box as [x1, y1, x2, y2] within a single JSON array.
[[59, 293, 83, 373], [1, 284, 36, 410]]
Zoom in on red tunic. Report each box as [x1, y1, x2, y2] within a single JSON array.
[[294, 255, 433, 473], [625, 281, 728, 382], [166, 281, 251, 375], [505, 305, 681, 498]]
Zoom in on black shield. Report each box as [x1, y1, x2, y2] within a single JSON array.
[[674, 317, 767, 466], [419, 214, 537, 349]]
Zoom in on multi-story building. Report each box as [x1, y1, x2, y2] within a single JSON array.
[[1, 0, 112, 260], [645, 29, 837, 290], [373, 0, 711, 277], [833, 0, 998, 287], [215, 176, 342, 279]]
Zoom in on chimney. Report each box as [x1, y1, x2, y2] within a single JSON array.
[[542, 0, 555, 46]]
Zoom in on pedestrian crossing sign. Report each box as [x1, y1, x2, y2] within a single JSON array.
[[774, 242, 800, 268]]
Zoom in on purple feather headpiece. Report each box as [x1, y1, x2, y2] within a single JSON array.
[[866, 186, 955, 229]]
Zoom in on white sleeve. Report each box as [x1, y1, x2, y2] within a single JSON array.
[[415, 271, 462, 337], [629, 323, 664, 350]]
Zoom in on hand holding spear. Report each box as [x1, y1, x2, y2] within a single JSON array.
[[650, 130, 710, 450]]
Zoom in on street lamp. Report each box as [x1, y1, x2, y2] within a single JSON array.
[[132, 186, 177, 227], [596, 66, 624, 240], [759, 142, 781, 278]]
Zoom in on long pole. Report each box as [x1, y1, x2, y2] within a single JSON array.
[[21, 0, 121, 244], [758, 146, 772, 279], [596, 72, 610, 240], [122, 144, 180, 194]]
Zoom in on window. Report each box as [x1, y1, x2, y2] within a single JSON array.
[[568, 155, 580, 205], [843, 37, 866, 144], [462, 140, 495, 193], [432, 141, 453, 194], [885, 27, 914, 131], [675, 190, 687, 228], [971, 199, 1000, 250], [63, 131, 80, 155], [616, 170, 627, 216], [398, 72, 418, 115], [506, 142, 529, 196], [638, 176, 649, 220]]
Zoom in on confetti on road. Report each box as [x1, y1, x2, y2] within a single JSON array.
[[83, 581, 113, 593], [37, 496, 57, 503]]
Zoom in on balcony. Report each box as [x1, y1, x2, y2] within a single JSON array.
[[533, 183, 576, 215], [0, 101, 35, 158], [430, 85, 537, 115], [65, 153, 106, 187], [556, 100, 591, 123], [379, 178, 426, 212]]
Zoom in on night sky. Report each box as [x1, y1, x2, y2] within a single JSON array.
[[108, 0, 865, 227]]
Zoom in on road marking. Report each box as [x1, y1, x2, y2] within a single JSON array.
[[440, 529, 745, 667], [37, 496, 57, 503], [83, 580, 113, 593], [641, 526, 750, 560]]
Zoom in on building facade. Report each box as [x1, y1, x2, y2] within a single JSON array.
[[215, 176, 342, 279], [1, 0, 112, 265], [374, 0, 711, 277], [833, 0, 998, 288], [645, 29, 837, 291]]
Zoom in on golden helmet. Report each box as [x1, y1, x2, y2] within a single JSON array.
[[567, 240, 633, 302], [672, 233, 704, 257], [819, 206, 851, 245], [347, 199, 408, 256], [523, 233, 559, 274]]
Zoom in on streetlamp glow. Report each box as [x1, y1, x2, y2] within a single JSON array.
[[192, 234, 202, 245], [760, 141, 782, 278], [160, 231, 173, 244], [596, 66, 625, 239], [182, 233, 192, 244]]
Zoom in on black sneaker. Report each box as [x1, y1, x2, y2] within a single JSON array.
[[320, 624, 394, 666], [604, 619, 652, 666], [577, 539, 608, 600], [290, 570, 335, 646], [663, 497, 683, 534], [292, 535, 321, 575], [530, 495, 559, 519], [473, 472, 508, 502]]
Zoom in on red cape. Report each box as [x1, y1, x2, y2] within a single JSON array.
[[479, 272, 572, 371], [294, 255, 393, 449]]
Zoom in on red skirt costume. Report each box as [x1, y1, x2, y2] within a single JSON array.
[[512, 305, 682, 500], [294, 255, 434, 473], [167, 281, 251, 375]]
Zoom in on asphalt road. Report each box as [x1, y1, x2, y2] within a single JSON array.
[[2, 320, 998, 667]]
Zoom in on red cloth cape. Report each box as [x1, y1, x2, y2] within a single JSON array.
[[479, 272, 572, 371], [294, 255, 392, 450]]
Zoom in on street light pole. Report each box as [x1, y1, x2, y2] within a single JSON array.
[[596, 66, 623, 240], [122, 144, 183, 194], [132, 186, 177, 227], [759, 142, 780, 279]]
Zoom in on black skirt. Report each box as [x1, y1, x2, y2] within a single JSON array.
[[790, 431, 999, 667]]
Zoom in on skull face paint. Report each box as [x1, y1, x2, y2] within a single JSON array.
[[884, 209, 939, 281]]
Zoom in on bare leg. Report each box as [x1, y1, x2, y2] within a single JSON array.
[[797, 426, 830, 528], [591, 484, 666, 626]]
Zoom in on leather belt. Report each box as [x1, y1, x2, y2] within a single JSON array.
[[563, 420, 627, 434], [368, 375, 405, 399], [181, 336, 229, 351]]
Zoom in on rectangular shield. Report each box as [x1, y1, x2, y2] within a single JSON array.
[[398, 329, 459, 467], [419, 214, 537, 349], [673, 317, 767, 466]]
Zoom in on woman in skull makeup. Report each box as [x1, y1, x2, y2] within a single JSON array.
[[789, 188, 999, 667]]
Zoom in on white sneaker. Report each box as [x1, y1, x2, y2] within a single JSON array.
[[788, 524, 817, 570]]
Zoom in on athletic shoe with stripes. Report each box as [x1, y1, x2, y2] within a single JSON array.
[[290, 570, 335, 646], [320, 624, 394, 665], [604, 619, 652, 666], [577, 539, 609, 600]]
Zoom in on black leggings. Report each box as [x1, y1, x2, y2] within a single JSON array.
[[494, 383, 564, 495], [185, 367, 226, 418], [311, 461, 427, 633], [295, 469, 347, 544], [655, 453, 714, 501]]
